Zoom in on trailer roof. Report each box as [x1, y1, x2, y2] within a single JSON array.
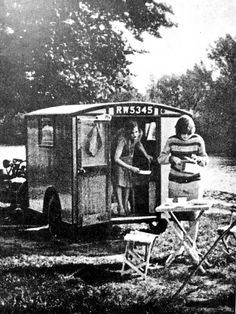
[[25, 102, 191, 117]]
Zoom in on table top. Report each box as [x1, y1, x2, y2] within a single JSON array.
[[155, 200, 212, 213], [124, 231, 158, 243]]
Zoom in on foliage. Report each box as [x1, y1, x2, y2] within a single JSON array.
[[0, 3, 173, 103], [0, 0, 175, 143], [0, 112, 25, 144], [208, 34, 236, 80], [147, 63, 213, 111], [146, 34, 236, 156], [147, 75, 182, 107], [205, 34, 236, 155]]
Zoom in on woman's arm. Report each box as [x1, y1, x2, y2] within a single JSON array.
[[136, 142, 153, 163], [192, 136, 209, 167], [157, 139, 182, 167], [157, 139, 171, 165]]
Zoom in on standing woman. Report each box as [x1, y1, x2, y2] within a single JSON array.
[[157, 115, 208, 249], [113, 120, 152, 216]]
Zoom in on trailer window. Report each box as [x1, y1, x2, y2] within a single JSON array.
[[145, 122, 156, 140], [39, 117, 54, 147]]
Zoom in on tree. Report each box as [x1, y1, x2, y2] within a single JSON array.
[[145, 34, 236, 155], [179, 64, 213, 111], [147, 74, 182, 107], [208, 34, 236, 81], [0, 0, 173, 142], [204, 34, 236, 155], [146, 63, 213, 111], [0, 0, 175, 143], [0, 0, 174, 109]]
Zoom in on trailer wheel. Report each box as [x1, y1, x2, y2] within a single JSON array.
[[47, 194, 62, 236]]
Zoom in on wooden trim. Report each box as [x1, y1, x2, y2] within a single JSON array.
[[26, 102, 192, 118], [74, 102, 192, 117], [156, 116, 161, 206], [72, 117, 78, 225], [106, 122, 111, 216]]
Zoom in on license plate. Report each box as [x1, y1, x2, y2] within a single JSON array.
[[114, 105, 154, 115]]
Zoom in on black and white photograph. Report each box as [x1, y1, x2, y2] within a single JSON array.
[[0, 0, 235, 313]]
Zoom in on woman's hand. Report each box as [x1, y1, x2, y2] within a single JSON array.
[[184, 156, 196, 163], [129, 166, 140, 173], [191, 154, 206, 166], [170, 156, 183, 171], [170, 156, 182, 165], [146, 155, 153, 164]]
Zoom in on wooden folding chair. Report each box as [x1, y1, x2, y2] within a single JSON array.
[[121, 231, 158, 280]]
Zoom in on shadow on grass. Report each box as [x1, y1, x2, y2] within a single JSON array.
[[1, 262, 132, 285], [0, 206, 45, 226], [185, 292, 235, 311]]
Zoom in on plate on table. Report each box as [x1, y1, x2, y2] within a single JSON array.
[[138, 170, 151, 175]]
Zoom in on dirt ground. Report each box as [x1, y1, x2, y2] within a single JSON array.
[[0, 190, 235, 313]]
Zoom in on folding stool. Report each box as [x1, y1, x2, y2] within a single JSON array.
[[121, 231, 158, 279]]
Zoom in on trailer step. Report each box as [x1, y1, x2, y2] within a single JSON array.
[[110, 215, 158, 224]]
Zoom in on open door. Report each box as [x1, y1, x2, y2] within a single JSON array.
[[75, 116, 111, 227], [110, 117, 160, 217], [132, 118, 160, 214], [160, 116, 179, 203]]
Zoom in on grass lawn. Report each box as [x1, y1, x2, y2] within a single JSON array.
[[0, 192, 235, 313]]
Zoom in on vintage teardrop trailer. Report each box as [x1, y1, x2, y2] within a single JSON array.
[[24, 102, 191, 232]]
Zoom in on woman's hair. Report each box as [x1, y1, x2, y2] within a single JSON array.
[[124, 120, 139, 134], [175, 115, 195, 136]]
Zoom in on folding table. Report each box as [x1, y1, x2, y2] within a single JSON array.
[[172, 204, 236, 299], [155, 200, 212, 273]]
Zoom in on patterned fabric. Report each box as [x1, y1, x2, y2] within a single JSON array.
[[113, 129, 142, 188], [114, 157, 133, 188], [158, 134, 208, 184]]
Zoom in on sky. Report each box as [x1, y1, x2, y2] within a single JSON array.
[[128, 0, 236, 93]]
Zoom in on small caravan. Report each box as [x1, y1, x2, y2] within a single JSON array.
[[25, 102, 191, 231]]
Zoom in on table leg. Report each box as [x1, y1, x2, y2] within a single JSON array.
[[166, 212, 206, 273]]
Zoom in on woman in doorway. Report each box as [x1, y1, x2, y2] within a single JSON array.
[[113, 120, 152, 216]]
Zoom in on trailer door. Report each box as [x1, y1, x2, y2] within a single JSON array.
[[160, 116, 179, 203], [74, 116, 111, 227]]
